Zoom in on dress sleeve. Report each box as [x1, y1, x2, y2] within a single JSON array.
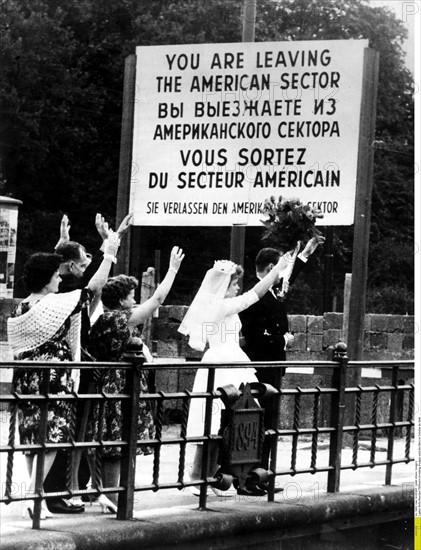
[[220, 289, 259, 317]]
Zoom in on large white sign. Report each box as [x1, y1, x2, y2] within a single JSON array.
[[130, 40, 368, 226]]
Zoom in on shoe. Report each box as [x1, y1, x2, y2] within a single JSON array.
[[22, 502, 53, 520], [68, 497, 84, 507], [97, 494, 118, 514], [190, 485, 201, 497], [47, 498, 85, 514], [82, 478, 99, 504]]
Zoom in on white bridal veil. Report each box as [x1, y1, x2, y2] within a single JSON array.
[[178, 260, 237, 351]]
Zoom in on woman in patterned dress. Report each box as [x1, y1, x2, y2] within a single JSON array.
[[8, 233, 119, 518], [88, 246, 184, 505]]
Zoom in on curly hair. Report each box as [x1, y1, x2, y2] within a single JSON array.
[[230, 264, 244, 282], [22, 253, 62, 293], [101, 275, 139, 309]]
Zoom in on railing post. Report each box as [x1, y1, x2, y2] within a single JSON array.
[[385, 365, 399, 485], [198, 367, 215, 509], [32, 366, 51, 528], [327, 343, 348, 493], [118, 337, 144, 520], [267, 365, 282, 501]]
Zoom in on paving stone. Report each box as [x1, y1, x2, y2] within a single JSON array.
[[290, 332, 306, 351], [387, 333, 404, 352], [370, 332, 388, 349], [165, 305, 188, 323], [370, 315, 390, 332], [387, 316, 405, 332], [306, 334, 323, 351], [289, 315, 307, 333], [403, 316, 415, 333], [323, 329, 343, 348], [402, 334, 414, 350], [307, 316, 323, 334], [155, 341, 180, 358], [323, 312, 343, 330], [153, 323, 182, 341]]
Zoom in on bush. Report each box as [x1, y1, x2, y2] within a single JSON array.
[[366, 284, 414, 315]]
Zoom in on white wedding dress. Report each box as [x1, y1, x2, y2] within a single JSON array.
[[187, 289, 259, 436]]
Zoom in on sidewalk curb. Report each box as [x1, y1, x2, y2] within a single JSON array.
[[1, 486, 413, 550]]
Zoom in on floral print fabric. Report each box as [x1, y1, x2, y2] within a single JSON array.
[[88, 309, 154, 457], [11, 288, 92, 446]]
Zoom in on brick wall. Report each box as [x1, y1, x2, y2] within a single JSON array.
[[150, 307, 415, 363]]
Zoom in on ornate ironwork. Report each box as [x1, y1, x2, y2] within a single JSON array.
[[217, 383, 266, 491]]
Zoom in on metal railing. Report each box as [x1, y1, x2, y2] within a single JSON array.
[[0, 345, 414, 529]]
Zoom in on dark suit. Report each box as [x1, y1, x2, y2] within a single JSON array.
[[44, 250, 104, 503], [240, 258, 305, 370], [240, 286, 288, 370], [239, 258, 305, 470]]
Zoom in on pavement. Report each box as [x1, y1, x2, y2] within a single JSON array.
[[0, 412, 414, 540]]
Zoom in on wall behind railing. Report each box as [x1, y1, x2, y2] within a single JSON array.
[[152, 306, 415, 361], [150, 306, 414, 422], [0, 300, 415, 421], [1, 299, 414, 360]]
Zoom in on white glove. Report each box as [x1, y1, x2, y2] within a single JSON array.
[[103, 229, 120, 259]]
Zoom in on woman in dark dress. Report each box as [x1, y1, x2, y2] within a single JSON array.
[[8, 234, 119, 519], [88, 246, 184, 506]]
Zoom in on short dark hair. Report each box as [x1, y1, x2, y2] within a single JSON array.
[[101, 275, 139, 309], [255, 248, 281, 272], [23, 253, 62, 293], [55, 241, 85, 262]]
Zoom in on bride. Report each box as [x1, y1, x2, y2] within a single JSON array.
[[178, 246, 298, 493]]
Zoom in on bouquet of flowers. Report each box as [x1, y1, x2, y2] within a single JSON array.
[[261, 196, 324, 252]]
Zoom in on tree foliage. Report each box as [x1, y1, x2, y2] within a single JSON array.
[[0, 0, 414, 311]]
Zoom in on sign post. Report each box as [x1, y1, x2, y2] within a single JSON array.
[[230, 0, 257, 270], [347, 49, 379, 362], [115, 54, 136, 276]]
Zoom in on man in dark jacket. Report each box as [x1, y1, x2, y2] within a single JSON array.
[[44, 214, 131, 513], [239, 237, 323, 487]]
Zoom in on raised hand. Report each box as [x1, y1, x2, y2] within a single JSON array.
[[301, 235, 325, 259], [169, 246, 185, 273], [54, 214, 71, 250], [276, 242, 300, 296], [284, 241, 301, 264], [116, 213, 133, 238], [95, 213, 110, 241]]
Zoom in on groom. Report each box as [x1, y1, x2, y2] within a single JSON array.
[[239, 237, 324, 488]]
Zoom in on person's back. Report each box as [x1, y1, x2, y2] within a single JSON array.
[[240, 248, 293, 366], [239, 240, 323, 479]]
